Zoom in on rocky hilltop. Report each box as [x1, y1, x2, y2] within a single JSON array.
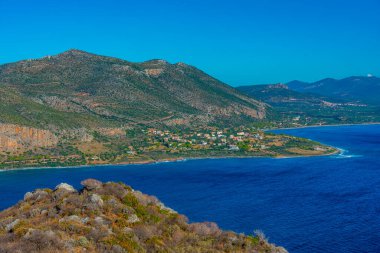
[[0, 179, 286, 253]]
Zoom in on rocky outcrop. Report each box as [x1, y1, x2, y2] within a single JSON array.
[[0, 124, 58, 153], [144, 68, 164, 77], [54, 183, 76, 192], [81, 178, 102, 190]]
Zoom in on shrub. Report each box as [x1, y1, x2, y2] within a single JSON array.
[[133, 224, 160, 241], [189, 222, 222, 237], [100, 183, 128, 200], [22, 229, 64, 251]]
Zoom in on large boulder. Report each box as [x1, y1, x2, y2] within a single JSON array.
[[127, 214, 140, 224], [54, 183, 76, 192], [81, 178, 102, 190], [5, 219, 20, 232], [89, 194, 104, 207]]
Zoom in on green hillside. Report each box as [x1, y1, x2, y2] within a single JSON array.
[[0, 50, 266, 130]]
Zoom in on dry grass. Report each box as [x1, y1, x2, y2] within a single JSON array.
[[76, 142, 109, 155], [0, 179, 287, 253], [287, 147, 325, 155]]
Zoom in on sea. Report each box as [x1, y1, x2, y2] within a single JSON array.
[[1, 124, 379, 252]]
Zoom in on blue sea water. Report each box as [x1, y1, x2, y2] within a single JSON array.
[[1, 124, 380, 252]]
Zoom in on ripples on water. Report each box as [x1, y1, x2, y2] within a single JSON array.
[[0, 124, 380, 253], [332, 148, 363, 158]]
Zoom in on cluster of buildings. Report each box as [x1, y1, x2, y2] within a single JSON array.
[[142, 127, 266, 152]]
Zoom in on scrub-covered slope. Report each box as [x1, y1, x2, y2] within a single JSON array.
[[0, 49, 266, 130], [0, 179, 287, 253]]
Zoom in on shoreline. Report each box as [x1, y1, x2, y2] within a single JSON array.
[[265, 122, 380, 131], [0, 148, 340, 172], [2, 122, 370, 172]]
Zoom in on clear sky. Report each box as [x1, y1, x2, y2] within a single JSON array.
[[1, 0, 379, 85]]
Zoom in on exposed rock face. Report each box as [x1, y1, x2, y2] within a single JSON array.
[[144, 68, 164, 77], [0, 124, 58, 152]]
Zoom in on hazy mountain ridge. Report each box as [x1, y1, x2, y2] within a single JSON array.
[[286, 76, 380, 104], [238, 83, 328, 103], [238, 79, 380, 126]]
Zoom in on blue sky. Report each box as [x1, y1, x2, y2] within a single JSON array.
[[1, 0, 379, 85]]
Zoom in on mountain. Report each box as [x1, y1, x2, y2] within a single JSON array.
[[285, 80, 309, 91], [238, 83, 323, 103], [0, 179, 287, 253], [237, 83, 380, 126], [0, 49, 266, 131], [287, 76, 380, 104]]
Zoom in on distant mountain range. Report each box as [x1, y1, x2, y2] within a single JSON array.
[[0, 49, 266, 131], [287, 76, 380, 104], [238, 77, 380, 126]]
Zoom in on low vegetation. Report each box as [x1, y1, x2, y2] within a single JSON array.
[[0, 179, 287, 253]]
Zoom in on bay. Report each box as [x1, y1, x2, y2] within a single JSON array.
[[1, 124, 379, 252]]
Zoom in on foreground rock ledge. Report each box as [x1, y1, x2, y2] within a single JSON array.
[[0, 179, 287, 253]]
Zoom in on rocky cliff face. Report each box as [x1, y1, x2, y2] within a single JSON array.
[[0, 179, 287, 253], [0, 124, 58, 152]]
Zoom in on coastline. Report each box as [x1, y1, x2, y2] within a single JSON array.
[[265, 122, 380, 131], [0, 148, 340, 172], [3, 122, 371, 172]]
